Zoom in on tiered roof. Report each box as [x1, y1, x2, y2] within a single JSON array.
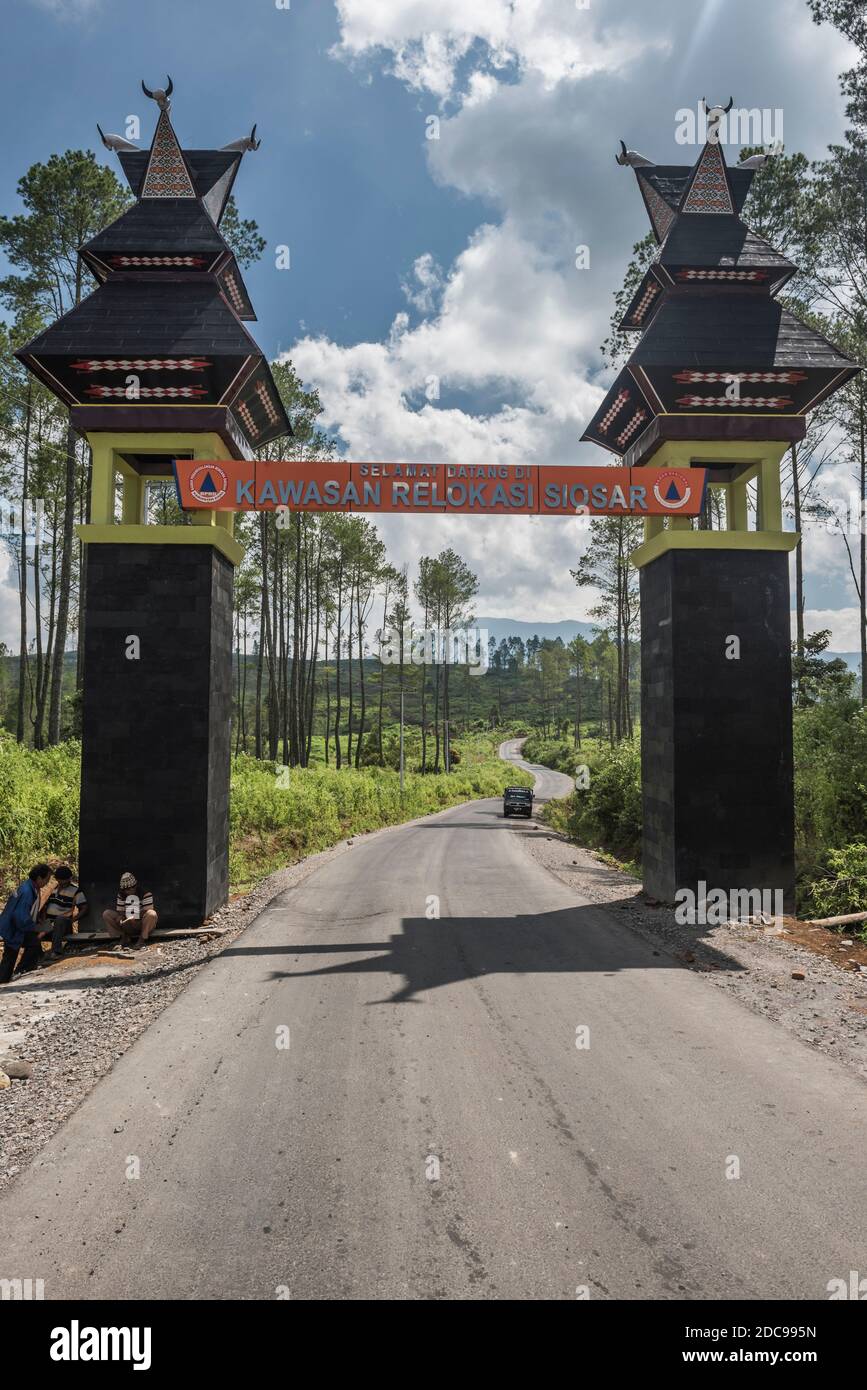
[[17, 84, 289, 458], [583, 120, 858, 462]]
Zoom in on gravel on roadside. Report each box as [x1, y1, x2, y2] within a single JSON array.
[[0, 838, 354, 1196]]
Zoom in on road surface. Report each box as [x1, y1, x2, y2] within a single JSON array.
[[1, 740, 865, 1300]]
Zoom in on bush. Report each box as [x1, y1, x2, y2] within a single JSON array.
[[805, 843, 867, 925], [0, 735, 80, 892], [793, 698, 867, 915], [227, 737, 531, 889], [521, 734, 576, 775]]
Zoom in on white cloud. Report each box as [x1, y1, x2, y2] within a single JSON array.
[[333, 0, 667, 101], [401, 253, 445, 315], [0, 554, 22, 651], [288, 218, 603, 469], [800, 608, 865, 653]]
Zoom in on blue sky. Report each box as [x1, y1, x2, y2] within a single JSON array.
[[0, 0, 862, 649]]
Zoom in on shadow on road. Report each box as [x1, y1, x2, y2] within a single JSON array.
[[222, 898, 746, 1003]]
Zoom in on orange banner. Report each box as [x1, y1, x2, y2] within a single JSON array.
[[174, 460, 707, 517]]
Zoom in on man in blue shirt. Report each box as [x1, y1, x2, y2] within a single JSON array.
[[0, 864, 52, 984]]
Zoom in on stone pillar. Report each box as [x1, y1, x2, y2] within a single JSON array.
[[639, 546, 795, 911], [78, 541, 234, 926]]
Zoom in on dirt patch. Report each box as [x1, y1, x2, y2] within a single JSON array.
[[780, 919, 867, 971]]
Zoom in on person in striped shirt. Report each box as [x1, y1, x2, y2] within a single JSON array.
[[103, 872, 158, 950], [44, 866, 89, 958]]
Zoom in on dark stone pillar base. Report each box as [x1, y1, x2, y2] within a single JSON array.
[[639, 548, 795, 911], [79, 543, 233, 927]]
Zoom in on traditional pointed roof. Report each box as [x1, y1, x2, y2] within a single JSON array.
[[586, 104, 860, 459], [117, 149, 242, 224], [679, 139, 734, 215], [141, 110, 197, 198], [15, 82, 289, 455], [633, 163, 754, 244], [80, 198, 229, 277], [658, 216, 795, 281]]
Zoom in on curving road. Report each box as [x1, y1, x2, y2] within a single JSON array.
[[1, 742, 865, 1300]]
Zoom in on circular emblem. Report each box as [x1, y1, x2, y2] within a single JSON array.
[[189, 464, 228, 505], [652, 469, 693, 510]]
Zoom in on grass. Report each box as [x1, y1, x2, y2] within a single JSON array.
[[0, 729, 531, 898]]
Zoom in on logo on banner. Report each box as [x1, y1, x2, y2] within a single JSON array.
[[189, 464, 228, 505], [652, 470, 693, 510]]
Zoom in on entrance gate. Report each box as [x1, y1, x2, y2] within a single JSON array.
[[15, 85, 859, 923]]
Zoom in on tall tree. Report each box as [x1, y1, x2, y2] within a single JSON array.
[[0, 150, 131, 742]]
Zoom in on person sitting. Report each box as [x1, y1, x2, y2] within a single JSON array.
[[0, 864, 52, 984], [102, 872, 158, 950], [44, 866, 89, 958]]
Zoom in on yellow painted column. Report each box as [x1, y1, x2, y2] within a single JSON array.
[[725, 479, 750, 532], [121, 472, 145, 526], [90, 440, 117, 525], [758, 454, 783, 532], [644, 515, 664, 543]]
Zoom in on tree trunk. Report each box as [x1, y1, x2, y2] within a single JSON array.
[[76, 442, 92, 691], [791, 442, 805, 661], [860, 388, 866, 704], [355, 577, 366, 769], [574, 657, 582, 750], [346, 569, 355, 766], [334, 564, 344, 769], [16, 382, 32, 744], [48, 421, 79, 743]]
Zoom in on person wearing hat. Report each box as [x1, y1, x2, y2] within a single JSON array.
[[102, 872, 158, 950]]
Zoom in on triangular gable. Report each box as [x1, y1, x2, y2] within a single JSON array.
[[141, 111, 196, 198], [202, 159, 241, 225], [636, 172, 676, 242], [680, 141, 734, 216]]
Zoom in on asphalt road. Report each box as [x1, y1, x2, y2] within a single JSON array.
[[2, 740, 865, 1300]]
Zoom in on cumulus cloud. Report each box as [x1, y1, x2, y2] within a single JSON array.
[[288, 218, 604, 467], [799, 609, 864, 653], [333, 0, 664, 101], [0, 554, 22, 651], [294, 0, 859, 627], [401, 253, 445, 315]]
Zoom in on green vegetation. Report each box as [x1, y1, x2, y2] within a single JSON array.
[[0, 731, 530, 898], [0, 735, 79, 890], [528, 694, 867, 925], [525, 732, 643, 869]]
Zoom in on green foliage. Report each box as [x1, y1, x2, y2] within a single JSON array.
[[530, 700, 867, 917], [0, 732, 529, 898], [521, 734, 577, 775], [228, 734, 531, 889], [219, 195, 266, 270], [794, 698, 867, 899], [792, 630, 855, 706], [805, 842, 867, 925], [530, 735, 642, 863], [0, 735, 79, 890]]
